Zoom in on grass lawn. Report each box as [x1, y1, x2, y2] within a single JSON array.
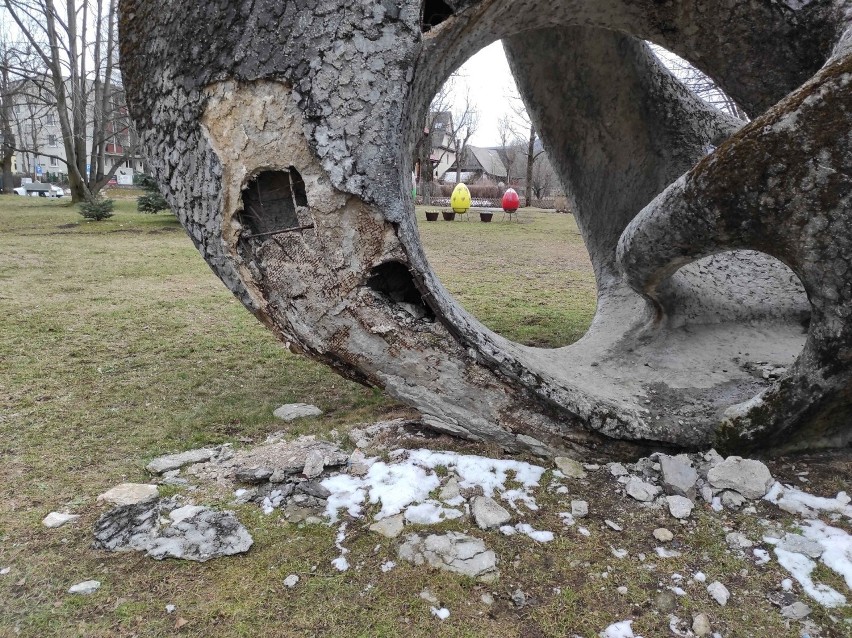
[[0, 197, 848, 638]]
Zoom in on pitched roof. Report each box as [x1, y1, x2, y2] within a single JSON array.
[[463, 146, 507, 178]]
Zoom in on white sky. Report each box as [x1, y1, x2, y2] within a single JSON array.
[[448, 41, 520, 147]]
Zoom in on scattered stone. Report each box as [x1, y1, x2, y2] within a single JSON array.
[[348, 449, 371, 476], [398, 532, 499, 582], [296, 480, 332, 500], [233, 436, 348, 479], [654, 528, 674, 542], [165, 604, 176, 614], [655, 589, 678, 613], [778, 533, 823, 559], [42, 512, 80, 528], [666, 495, 694, 519], [617, 586, 628, 595], [303, 450, 325, 479], [625, 477, 661, 502], [706, 581, 730, 606], [0, 567, 10, 575], [419, 589, 439, 604], [656, 547, 682, 558], [719, 490, 746, 509], [605, 519, 622, 532], [609, 463, 629, 477], [235, 467, 273, 484], [725, 532, 754, 550], [471, 496, 512, 530], [439, 477, 460, 502], [480, 593, 494, 605], [707, 457, 773, 499], [348, 418, 418, 450], [511, 588, 527, 607], [283, 574, 299, 588], [93, 498, 253, 562], [369, 514, 405, 539], [659, 455, 699, 499], [554, 457, 586, 479], [68, 580, 100, 595], [273, 403, 322, 421], [146, 448, 216, 474], [692, 613, 712, 636], [571, 500, 589, 518], [781, 601, 811, 620], [97, 483, 159, 506]]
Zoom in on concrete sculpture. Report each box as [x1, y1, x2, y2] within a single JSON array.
[[119, 0, 852, 457]]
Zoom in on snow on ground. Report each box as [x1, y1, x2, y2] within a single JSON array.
[[761, 482, 852, 606], [430, 606, 450, 620], [499, 523, 554, 542], [600, 619, 642, 638], [764, 482, 852, 518], [330, 523, 350, 572], [321, 449, 550, 532]]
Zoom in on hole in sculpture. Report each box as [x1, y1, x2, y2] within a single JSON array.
[[367, 261, 435, 320], [421, 0, 453, 32], [414, 43, 597, 348], [240, 168, 308, 237]]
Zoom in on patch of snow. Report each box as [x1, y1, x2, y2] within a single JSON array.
[[499, 525, 517, 536], [774, 548, 846, 607], [655, 547, 681, 558], [559, 512, 576, 526], [321, 449, 546, 524], [578, 527, 591, 537], [501, 488, 539, 511], [403, 501, 463, 525], [331, 523, 350, 572], [753, 548, 771, 566], [600, 619, 641, 638], [380, 560, 396, 573], [800, 519, 852, 590], [513, 523, 554, 543], [611, 547, 628, 559], [693, 571, 706, 583], [430, 606, 450, 620], [781, 578, 793, 591], [764, 482, 852, 519]]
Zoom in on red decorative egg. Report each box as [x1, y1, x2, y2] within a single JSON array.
[[502, 188, 519, 212]]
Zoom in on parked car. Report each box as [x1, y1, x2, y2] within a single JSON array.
[[12, 183, 64, 197]]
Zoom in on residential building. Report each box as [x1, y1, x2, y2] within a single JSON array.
[[4, 76, 144, 185]]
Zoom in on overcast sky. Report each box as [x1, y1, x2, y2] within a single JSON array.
[[449, 41, 521, 147]]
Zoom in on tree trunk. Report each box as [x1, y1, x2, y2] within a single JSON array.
[[524, 124, 535, 207], [119, 0, 851, 457]]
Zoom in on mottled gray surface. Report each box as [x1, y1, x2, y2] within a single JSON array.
[[93, 498, 253, 562], [119, 0, 851, 456], [398, 532, 499, 581]]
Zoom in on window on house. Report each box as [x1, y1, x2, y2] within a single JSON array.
[[49, 156, 58, 167], [48, 135, 58, 147], [47, 113, 57, 126]]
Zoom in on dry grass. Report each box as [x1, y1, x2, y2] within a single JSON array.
[[0, 197, 849, 638]]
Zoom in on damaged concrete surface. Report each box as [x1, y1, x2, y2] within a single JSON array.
[[93, 498, 253, 562], [119, 0, 852, 456]]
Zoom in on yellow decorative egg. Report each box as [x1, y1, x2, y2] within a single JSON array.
[[450, 183, 471, 214]]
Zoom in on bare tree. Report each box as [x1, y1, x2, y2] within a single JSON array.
[[650, 44, 749, 120], [414, 74, 480, 201], [496, 113, 524, 186], [3, 0, 132, 201], [0, 32, 17, 192]]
